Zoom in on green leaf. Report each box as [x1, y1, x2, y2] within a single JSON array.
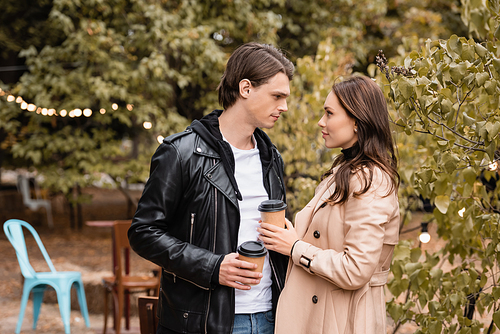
[[447, 35, 462, 58], [405, 262, 423, 275], [476, 72, 489, 87], [485, 121, 500, 141], [429, 320, 442, 334], [388, 303, 404, 322], [441, 152, 460, 173], [449, 62, 467, 83], [462, 112, 476, 127], [449, 293, 461, 308], [441, 98, 453, 115], [475, 43, 488, 58], [463, 167, 477, 185], [435, 195, 450, 214], [493, 310, 500, 329], [399, 78, 414, 99], [410, 248, 422, 263], [485, 80, 497, 95]]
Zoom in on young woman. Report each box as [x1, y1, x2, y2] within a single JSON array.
[[258, 75, 400, 334]]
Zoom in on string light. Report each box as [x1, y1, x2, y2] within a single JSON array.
[[157, 135, 164, 143], [489, 161, 498, 171], [419, 222, 431, 244], [0, 89, 158, 134]]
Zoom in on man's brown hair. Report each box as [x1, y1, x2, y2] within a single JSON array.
[[217, 42, 294, 109]]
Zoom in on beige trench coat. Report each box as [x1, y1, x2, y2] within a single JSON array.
[[275, 167, 400, 334]]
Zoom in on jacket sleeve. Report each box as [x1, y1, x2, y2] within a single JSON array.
[[128, 142, 223, 289], [290, 169, 398, 290]]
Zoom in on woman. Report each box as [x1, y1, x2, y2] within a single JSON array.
[[258, 75, 400, 334]]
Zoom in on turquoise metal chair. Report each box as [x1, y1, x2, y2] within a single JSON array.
[[3, 219, 91, 334]]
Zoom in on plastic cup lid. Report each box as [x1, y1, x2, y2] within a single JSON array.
[[237, 241, 267, 257], [258, 199, 287, 212]]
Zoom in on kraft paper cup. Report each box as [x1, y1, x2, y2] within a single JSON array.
[[237, 241, 267, 285], [258, 199, 287, 228]]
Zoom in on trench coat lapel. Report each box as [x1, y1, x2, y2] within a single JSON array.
[[295, 176, 335, 239]]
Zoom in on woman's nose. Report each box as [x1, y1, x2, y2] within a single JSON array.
[[318, 114, 326, 127]]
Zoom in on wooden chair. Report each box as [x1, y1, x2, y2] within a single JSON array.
[[138, 296, 159, 334], [102, 220, 160, 334]]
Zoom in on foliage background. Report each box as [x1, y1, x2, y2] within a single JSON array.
[[3, 0, 500, 332]]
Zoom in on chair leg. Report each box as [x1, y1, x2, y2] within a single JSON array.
[[103, 288, 109, 334], [32, 285, 46, 329], [115, 287, 123, 334], [16, 285, 32, 334], [125, 290, 130, 330], [75, 280, 91, 328], [45, 204, 54, 229], [55, 287, 72, 334]]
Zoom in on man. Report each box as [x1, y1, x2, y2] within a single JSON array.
[[128, 42, 294, 334]]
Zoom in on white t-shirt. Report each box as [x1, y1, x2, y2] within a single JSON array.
[[224, 135, 272, 314]]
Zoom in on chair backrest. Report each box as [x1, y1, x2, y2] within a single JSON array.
[[17, 175, 34, 205], [113, 220, 133, 282], [3, 219, 57, 278], [138, 296, 159, 334]]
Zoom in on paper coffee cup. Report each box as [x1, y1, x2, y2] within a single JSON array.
[[258, 199, 287, 228], [237, 241, 267, 285]]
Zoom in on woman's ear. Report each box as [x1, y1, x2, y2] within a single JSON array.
[[239, 79, 252, 98]]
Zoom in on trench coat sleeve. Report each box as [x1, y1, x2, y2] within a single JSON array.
[[291, 170, 396, 290], [128, 142, 223, 289]]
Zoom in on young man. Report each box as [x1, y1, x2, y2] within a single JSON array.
[[128, 42, 294, 334]]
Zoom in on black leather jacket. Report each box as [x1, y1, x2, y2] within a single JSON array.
[[129, 110, 288, 334]]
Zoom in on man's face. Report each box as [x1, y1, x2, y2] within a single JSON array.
[[243, 72, 290, 129]]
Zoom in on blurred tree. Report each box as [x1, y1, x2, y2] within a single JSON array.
[[0, 0, 472, 227]]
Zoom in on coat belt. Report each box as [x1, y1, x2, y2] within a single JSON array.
[[369, 269, 390, 287]]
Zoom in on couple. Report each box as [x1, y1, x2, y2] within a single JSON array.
[[128, 42, 400, 334]]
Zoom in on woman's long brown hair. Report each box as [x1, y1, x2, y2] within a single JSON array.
[[322, 76, 399, 205]]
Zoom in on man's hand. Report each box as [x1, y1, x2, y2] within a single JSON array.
[[219, 253, 263, 290]]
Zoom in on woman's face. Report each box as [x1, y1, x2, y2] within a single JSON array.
[[318, 91, 358, 149]]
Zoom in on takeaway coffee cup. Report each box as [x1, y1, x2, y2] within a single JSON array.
[[237, 241, 267, 284], [258, 199, 287, 228]]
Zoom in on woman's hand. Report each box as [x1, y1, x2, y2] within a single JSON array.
[[258, 218, 298, 256]]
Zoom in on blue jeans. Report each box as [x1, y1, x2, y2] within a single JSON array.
[[232, 310, 275, 334]]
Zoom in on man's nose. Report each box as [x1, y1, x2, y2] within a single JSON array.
[[279, 100, 288, 112]]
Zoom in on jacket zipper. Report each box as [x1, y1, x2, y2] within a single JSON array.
[[205, 159, 218, 334], [163, 269, 209, 290], [269, 256, 282, 291], [190, 213, 196, 243]]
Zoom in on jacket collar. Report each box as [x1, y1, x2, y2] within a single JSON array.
[[189, 110, 278, 201]]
